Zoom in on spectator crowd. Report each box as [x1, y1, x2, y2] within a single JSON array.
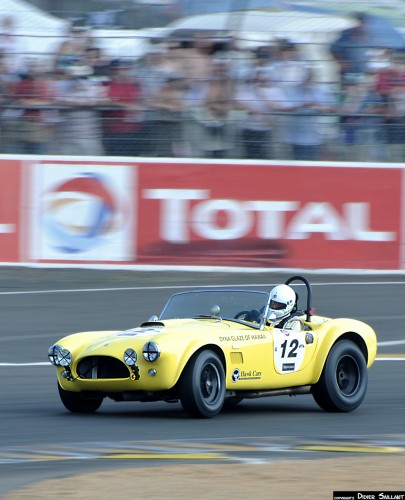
[[1, 12, 405, 162]]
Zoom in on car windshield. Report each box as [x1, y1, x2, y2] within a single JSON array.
[[159, 290, 270, 327]]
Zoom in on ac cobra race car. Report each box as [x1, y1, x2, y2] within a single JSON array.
[[48, 276, 377, 418]]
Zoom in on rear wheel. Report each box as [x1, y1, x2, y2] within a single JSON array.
[[58, 384, 103, 413], [312, 340, 367, 412], [179, 350, 225, 418]]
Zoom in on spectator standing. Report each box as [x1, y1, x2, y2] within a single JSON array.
[[7, 60, 55, 154], [330, 12, 372, 84], [52, 25, 94, 72], [189, 59, 240, 159], [52, 64, 105, 156], [270, 40, 309, 158], [0, 15, 25, 74], [280, 68, 336, 161], [272, 40, 309, 89], [149, 74, 189, 157], [182, 34, 215, 81], [339, 72, 386, 162], [102, 59, 144, 157], [235, 68, 286, 159], [377, 51, 405, 162], [0, 53, 18, 152], [135, 47, 174, 156]]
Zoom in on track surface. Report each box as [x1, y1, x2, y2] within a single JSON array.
[[1, 267, 404, 495]]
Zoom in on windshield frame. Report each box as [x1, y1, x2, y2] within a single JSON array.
[[159, 289, 271, 330]]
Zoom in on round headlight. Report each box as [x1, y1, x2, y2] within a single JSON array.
[[56, 347, 72, 366], [48, 345, 59, 366], [124, 348, 137, 366], [48, 344, 71, 366], [143, 341, 160, 362]]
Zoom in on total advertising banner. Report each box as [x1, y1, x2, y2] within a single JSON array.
[[0, 157, 403, 270], [0, 159, 21, 262], [136, 161, 402, 270]]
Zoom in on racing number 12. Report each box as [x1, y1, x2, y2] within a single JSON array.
[[280, 339, 298, 358]]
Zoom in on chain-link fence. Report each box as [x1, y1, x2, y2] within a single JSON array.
[[1, 2, 405, 161]]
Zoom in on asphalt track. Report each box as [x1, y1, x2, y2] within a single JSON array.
[[0, 267, 405, 496]]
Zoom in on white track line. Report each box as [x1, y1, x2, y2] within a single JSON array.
[[1, 280, 405, 296]]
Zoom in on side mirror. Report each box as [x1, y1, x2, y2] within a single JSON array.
[[210, 304, 221, 317]]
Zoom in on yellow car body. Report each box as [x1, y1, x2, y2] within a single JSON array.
[[48, 276, 377, 418]]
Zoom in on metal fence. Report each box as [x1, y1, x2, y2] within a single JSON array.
[[1, 4, 405, 162]]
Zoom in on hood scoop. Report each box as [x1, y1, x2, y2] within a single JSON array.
[[139, 321, 165, 327]]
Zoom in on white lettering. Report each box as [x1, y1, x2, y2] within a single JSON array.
[[143, 189, 208, 242], [193, 200, 252, 239], [142, 189, 397, 243], [0, 224, 15, 233], [246, 201, 299, 238], [345, 202, 395, 242], [287, 202, 349, 240]]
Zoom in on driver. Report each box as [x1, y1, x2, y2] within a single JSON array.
[[267, 284, 296, 328]]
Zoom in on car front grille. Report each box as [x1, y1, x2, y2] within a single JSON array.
[[76, 356, 130, 379]]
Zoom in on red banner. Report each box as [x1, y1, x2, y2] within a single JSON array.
[[0, 159, 21, 262], [136, 161, 402, 270], [1, 157, 403, 270]]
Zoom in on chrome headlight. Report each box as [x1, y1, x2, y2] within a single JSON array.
[[123, 348, 137, 366], [142, 341, 160, 362], [48, 345, 59, 365], [48, 345, 72, 367]]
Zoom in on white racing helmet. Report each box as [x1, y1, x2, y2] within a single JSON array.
[[267, 284, 296, 323]]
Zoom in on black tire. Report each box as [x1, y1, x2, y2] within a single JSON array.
[[179, 350, 225, 418], [58, 383, 103, 413], [312, 340, 368, 412]]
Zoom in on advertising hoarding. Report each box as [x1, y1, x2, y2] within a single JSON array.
[[0, 157, 402, 270]]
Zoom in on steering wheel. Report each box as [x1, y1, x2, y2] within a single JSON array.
[[234, 309, 261, 323]]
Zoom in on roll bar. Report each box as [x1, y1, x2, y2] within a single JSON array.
[[284, 275, 312, 322]]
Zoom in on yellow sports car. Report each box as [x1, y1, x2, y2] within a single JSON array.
[[48, 276, 377, 418]]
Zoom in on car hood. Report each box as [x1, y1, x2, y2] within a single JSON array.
[[65, 318, 237, 356]]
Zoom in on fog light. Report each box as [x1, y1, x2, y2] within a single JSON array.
[[148, 369, 157, 376]]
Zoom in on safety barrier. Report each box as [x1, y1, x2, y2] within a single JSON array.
[[0, 156, 402, 270]]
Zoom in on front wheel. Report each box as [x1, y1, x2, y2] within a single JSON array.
[[312, 340, 368, 412], [58, 383, 103, 413], [179, 350, 225, 418]]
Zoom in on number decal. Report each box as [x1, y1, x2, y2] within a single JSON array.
[[274, 332, 306, 373], [280, 339, 299, 358]]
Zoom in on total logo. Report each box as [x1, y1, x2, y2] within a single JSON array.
[[42, 172, 126, 254], [143, 188, 396, 242]]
